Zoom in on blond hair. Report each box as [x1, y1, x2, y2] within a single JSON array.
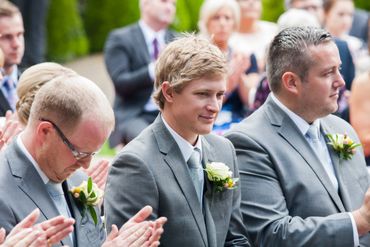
[[16, 62, 77, 126], [152, 34, 227, 109]]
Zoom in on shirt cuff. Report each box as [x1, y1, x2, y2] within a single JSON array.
[[349, 212, 360, 247]]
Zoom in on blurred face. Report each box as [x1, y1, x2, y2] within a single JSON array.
[[0, 14, 24, 72], [291, 0, 324, 24], [38, 118, 109, 183], [324, 0, 354, 37], [163, 77, 226, 144], [297, 42, 345, 122], [237, 0, 261, 21], [144, 0, 176, 29], [207, 6, 236, 45]]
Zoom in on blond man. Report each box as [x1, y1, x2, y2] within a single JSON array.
[[105, 35, 250, 246]]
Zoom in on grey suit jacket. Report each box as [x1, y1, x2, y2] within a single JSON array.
[[104, 115, 250, 247], [225, 95, 370, 247], [0, 140, 106, 247], [104, 22, 177, 146]]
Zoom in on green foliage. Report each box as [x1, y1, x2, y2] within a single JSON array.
[[354, 0, 370, 11], [172, 0, 203, 32], [46, 0, 89, 62], [83, 0, 140, 52], [261, 0, 284, 22]]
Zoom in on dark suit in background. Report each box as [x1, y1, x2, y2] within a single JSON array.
[[104, 23, 176, 147]]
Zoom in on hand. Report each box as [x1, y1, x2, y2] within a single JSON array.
[[103, 206, 167, 247], [0, 110, 23, 151], [84, 159, 109, 190], [0, 208, 75, 247], [353, 187, 370, 235], [227, 52, 251, 93]]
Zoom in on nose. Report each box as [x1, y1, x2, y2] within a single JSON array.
[[10, 35, 22, 49], [335, 71, 346, 89], [78, 156, 92, 170], [206, 96, 221, 113]]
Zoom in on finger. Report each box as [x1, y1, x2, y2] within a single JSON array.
[[11, 209, 40, 234], [6, 228, 33, 246], [29, 234, 48, 247], [118, 222, 151, 246], [127, 206, 153, 224], [37, 215, 66, 231], [46, 225, 74, 245], [154, 217, 167, 228], [14, 231, 45, 247], [89, 160, 109, 185], [5, 110, 13, 121], [0, 227, 6, 244], [106, 224, 119, 241], [2, 121, 21, 143], [148, 227, 164, 244], [43, 219, 75, 244]]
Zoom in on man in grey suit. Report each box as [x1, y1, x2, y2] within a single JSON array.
[[225, 26, 370, 246], [0, 71, 166, 246], [104, 0, 177, 147], [105, 35, 250, 247]]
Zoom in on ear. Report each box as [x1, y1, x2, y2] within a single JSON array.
[[36, 121, 53, 145], [161, 81, 174, 103], [281, 71, 301, 95]]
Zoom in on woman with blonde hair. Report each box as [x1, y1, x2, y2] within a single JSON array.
[[198, 0, 259, 133]]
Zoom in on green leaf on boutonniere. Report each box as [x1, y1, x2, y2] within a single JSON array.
[[327, 133, 361, 160], [204, 162, 239, 192], [70, 177, 104, 226]]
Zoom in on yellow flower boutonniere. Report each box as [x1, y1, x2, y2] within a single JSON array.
[[204, 162, 239, 192], [70, 177, 103, 226], [326, 133, 361, 160]]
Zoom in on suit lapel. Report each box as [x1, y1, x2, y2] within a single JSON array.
[[62, 182, 77, 247], [153, 116, 208, 246], [321, 120, 352, 211], [8, 141, 72, 246], [134, 24, 151, 63], [202, 138, 217, 247], [265, 97, 345, 212]]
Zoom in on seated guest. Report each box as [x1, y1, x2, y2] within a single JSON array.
[[0, 73, 166, 246], [229, 0, 278, 72], [104, 0, 177, 147], [323, 0, 368, 75], [350, 70, 370, 166], [198, 0, 259, 133], [226, 26, 370, 246], [105, 35, 251, 246]]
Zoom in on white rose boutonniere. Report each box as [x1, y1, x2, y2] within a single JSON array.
[[204, 162, 239, 192], [326, 133, 361, 160], [70, 177, 103, 226]]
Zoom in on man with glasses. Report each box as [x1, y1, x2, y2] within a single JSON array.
[[0, 0, 24, 115], [0, 73, 166, 246]]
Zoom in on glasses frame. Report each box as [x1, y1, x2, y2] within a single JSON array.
[[39, 118, 97, 160]]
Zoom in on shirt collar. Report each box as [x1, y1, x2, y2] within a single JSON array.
[[17, 134, 49, 184], [270, 93, 321, 136], [1, 65, 18, 87], [139, 20, 166, 48], [161, 115, 203, 163]]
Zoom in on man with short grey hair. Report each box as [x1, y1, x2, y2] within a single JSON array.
[[226, 26, 370, 246]]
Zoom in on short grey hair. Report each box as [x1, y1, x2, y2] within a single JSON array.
[[266, 26, 332, 93]]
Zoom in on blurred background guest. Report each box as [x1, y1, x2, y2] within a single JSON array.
[[104, 0, 177, 148], [229, 0, 278, 72], [323, 0, 368, 75], [349, 70, 370, 167], [198, 0, 259, 134]]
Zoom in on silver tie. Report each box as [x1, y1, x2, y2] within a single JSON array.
[[187, 148, 204, 204]]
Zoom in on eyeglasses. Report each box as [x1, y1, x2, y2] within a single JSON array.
[[39, 118, 98, 160]]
